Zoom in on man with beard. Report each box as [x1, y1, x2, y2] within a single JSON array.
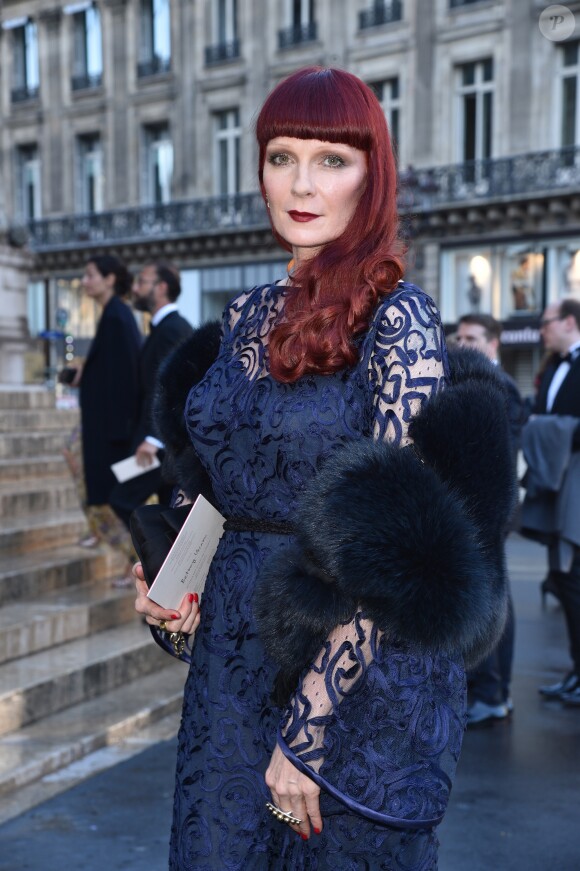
[[109, 262, 193, 554]]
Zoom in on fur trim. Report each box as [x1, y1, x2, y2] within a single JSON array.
[[153, 320, 221, 499], [255, 349, 514, 687]]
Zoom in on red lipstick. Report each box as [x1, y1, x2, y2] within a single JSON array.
[[288, 210, 320, 222]]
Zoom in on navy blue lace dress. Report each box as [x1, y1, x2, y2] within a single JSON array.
[[167, 281, 465, 870]]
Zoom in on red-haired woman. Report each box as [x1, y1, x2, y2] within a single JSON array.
[[135, 68, 513, 869]]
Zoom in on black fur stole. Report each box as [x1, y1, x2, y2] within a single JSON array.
[[153, 320, 221, 500], [254, 348, 517, 702]]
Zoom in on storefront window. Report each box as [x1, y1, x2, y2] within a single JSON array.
[[557, 243, 580, 297], [503, 247, 543, 317], [440, 248, 493, 321]]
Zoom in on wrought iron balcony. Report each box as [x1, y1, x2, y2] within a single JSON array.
[[16, 148, 580, 253], [397, 146, 580, 212], [137, 55, 171, 79], [359, 0, 403, 29], [11, 85, 39, 104], [22, 193, 270, 252], [205, 39, 241, 65], [72, 72, 103, 92], [278, 21, 318, 49], [450, 0, 485, 7]]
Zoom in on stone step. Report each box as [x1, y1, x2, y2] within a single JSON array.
[[0, 578, 136, 666], [0, 408, 78, 433], [0, 665, 184, 811], [0, 545, 119, 606], [0, 430, 73, 460], [0, 388, 56, 411], [0, 476, 79, 519], [0, 621, 170, 736], [0, 510, 89, 557], [0, 456, 70, 485]]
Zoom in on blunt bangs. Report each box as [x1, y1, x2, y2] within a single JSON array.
[[256, 68, 375, 153]]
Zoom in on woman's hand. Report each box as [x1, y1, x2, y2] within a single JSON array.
[[265, 743, 322, 840], [133, 562, 201, 636]]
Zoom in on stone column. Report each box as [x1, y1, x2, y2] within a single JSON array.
[[103, 0, 130, 206], [0, 239, 35, 384], [39, 8, 65, 214]]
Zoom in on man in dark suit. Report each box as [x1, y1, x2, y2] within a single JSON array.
[[456, 314, 525, 726], [532, 298, 580, 706], [109, 261, 193, 536]]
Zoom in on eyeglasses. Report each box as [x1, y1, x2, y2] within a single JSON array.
[[539, 316, 562, 328]]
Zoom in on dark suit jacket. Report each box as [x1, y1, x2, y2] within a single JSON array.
[[534, 354, 580, 417], [499, 368, 525, 460], [133, 310, 193, 448], [80, 295, 142, 504]]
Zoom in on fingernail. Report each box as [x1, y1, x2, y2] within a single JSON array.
[[171, 614, 180, 620], [313, 827, 321, 834], [193, 593, 199, 603], [301, 834, 308, 841], [188, 594, 194, 603]]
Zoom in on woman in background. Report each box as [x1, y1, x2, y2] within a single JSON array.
[[71, 255, 142, 584]]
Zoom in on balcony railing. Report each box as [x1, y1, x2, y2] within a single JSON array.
[[11, 85, 39, 104], [278, 21, 317, 49], [359, 0, 403, 29], [16, 148, 580, 253], [450, 0, 485, 7], [137, 55, 171, 78], [72, 72, 103, 92], [22, 193, 270, 252], [205, 39, 241, 65], [397, 146, 580, 212]]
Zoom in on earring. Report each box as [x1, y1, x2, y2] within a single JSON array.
[[266, 197, 270, 209]]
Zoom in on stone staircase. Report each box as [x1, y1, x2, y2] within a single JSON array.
[[0, 387, 185, 824]]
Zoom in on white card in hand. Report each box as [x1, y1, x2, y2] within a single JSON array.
[[146, 494, 226, 610], [111, 454, 161, 483]]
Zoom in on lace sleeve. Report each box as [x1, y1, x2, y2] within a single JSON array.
[[370, 286, 448, 446], [276, 287, 461, 827]]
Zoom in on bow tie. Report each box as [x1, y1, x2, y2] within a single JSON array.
[[561, 351, 577, 364]]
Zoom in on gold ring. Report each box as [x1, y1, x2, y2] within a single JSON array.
[[265, 801, 302, 826], [159, 620, 168, 632], [169, 632, 186, 656]]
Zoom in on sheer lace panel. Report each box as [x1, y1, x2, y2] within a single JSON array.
[[278, 285, 458, 825], [369, 288, 447, 446], [222, 283, 287, 381], [281, 613, 381, 775]]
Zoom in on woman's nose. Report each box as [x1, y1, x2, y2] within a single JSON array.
[[291, 163, 315, 197]]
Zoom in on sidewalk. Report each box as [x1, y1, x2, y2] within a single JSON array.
[[1, 533, 579, 870]]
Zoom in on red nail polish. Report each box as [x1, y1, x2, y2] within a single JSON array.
[[171, 614, 179, 620], [301, 834, 308, 841], [313, 827, 321, 834], [188, 594, 194, 603], [193, 593, 199, 603]]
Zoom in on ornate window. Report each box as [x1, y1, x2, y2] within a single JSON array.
[[214, 109, 240, 196], [76, 134, 103, 213], [142, 124, 173, 204], [67, 2, 103, 91], [138, 0, 171, 78]]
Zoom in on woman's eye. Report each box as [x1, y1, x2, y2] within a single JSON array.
[[324, 154, 346, 167], [267, 153, 290, 166]]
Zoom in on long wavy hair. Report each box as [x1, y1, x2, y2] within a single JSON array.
[[256, 67, 404, 383]]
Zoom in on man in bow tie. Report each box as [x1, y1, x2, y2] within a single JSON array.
[[524, 298, 580, 706], [109, 262, 193, 565]]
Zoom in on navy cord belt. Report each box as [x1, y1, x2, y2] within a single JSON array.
[[223, 516, 297, 536]]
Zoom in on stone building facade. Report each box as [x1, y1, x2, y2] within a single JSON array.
[[1, 0, 580, 389]]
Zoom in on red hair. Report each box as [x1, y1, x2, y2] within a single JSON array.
[[256, 67, 404, 383]]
